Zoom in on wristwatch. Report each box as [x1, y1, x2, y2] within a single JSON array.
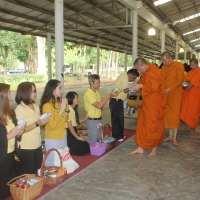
[[65, 109, 70, 113], [35, 122, 39, 127]]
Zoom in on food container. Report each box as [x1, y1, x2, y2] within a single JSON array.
[[182, 81, 190, 88], [90, 142, 106, 156]]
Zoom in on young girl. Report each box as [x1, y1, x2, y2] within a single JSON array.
[[66, 91, 90, 156], [40, 79, 68, 165]]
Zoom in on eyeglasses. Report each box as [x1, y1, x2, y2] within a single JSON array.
[[32, 89, 37, 93]]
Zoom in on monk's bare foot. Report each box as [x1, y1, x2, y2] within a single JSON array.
[[172, 140, 179, 146], [130, 147, 144, 155], [184, 126, 191, 130], [189, 128, 195, 134], [163, 137, 172, 142], [148, 148, 157, 157]]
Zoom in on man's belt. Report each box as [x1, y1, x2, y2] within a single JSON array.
[[87, 117, 102, 120], [110, 98, 122, 101]]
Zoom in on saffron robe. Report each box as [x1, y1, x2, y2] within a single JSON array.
[[135, 64, 166, 149], [180, 67, 200, 129], [161, 61, 184, 128]]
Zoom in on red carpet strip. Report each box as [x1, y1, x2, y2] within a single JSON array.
[[6, 128, 135, 200]]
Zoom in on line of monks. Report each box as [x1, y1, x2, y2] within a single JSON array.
[[129, 51, 200, 157]]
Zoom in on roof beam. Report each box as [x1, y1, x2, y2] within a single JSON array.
[[118, 0, 192, 51], [0, 8, 49, 24]]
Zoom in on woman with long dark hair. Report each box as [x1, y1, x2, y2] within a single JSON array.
[[66, 91, 90, 156], [15, 82, 50, 175], [0, 83, 25, 199], [40, 79, 68, 166]]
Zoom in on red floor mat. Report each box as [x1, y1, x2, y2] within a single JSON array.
[[6, 128, 135, 200]]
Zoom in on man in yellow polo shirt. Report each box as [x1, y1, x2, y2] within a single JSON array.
[[84, 74, 117, 145], [109, 69, 139, 141]]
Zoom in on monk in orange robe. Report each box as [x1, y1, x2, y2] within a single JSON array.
[[130, 58, 166, 157], [161, 51, 184, 145], [180, 58, 200, 133]]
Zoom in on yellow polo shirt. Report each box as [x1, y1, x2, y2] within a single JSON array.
[[84, 88, 101, 118], [6, 117, 15, 153], [43, 100, 68, 140], [113, 72, 129, 101], [15, 102, 41, 149], [66, 105, 77, 127]]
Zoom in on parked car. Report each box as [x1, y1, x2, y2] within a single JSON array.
[[8, 68, 18, 74], [0, 69, 4, 74], [84, 66, 93, 76]]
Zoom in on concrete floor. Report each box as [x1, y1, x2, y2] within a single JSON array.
[[11, 84, 200, 200]]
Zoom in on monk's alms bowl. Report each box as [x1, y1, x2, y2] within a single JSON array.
[[182, 81, 190, 88]]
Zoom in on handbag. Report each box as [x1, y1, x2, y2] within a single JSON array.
[[127, 90, 143, 108], [54, 147, 79, 174]]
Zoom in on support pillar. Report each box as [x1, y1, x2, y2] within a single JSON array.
[[132, 9, 138, 65], [97, 43, 100, 75], [55, 0, 64, 90], [47, 32, 52, 80], [175, 40, 178, 61], [124, 50, 127, 72], [184, 48, 187, 63], [161, 30, 165, 54]]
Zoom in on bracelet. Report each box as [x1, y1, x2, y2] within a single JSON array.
[[65, 109, 70, 113]]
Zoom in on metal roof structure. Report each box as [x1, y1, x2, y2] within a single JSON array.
[[0, 0, 199, 60]]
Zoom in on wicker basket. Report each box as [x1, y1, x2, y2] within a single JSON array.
[[7, 174, 43, 200], [40, 148, 67, 186], [102, 124, 116, 150]]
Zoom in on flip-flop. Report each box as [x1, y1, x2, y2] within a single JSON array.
[[173, 141, 179, 146]]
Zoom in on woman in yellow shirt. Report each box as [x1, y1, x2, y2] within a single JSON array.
[[15, 82, 50, 175], [0, 83, 25, 199], [40, 79, 68, 166], [66, 91, 90, 156]]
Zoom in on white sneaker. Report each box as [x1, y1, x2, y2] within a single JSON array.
[[118, 138, 124, 142]]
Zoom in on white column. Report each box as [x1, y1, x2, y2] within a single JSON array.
[[124, 50, 127, 72], [175, 40, 178, 61], [97, 43, 100, 75], [132, 9, 138, 65], [161, 30, 165, 53], [190, 50, 193, 59], [55, 0, 64, 90], [47, 32, 52, 80], [184, 48, 187, 63]]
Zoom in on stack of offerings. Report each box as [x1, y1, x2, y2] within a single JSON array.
[[90, 142, 106, 156], [40, 148, 67, 186], [7, 174, 43, 200], [101, 124, 116, 149]]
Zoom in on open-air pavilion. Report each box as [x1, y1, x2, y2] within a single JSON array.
[[1, 1, 200, 199], [1, 0, 200, 87]]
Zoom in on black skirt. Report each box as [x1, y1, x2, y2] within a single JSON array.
[[67, 127, 90, 156]]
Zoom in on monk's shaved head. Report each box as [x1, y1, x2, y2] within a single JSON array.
[[189, 58, 198, 65], [134, 58, 147, 66], [161, 51, 172, 58], [134, 58, 148, 74], [161, 51, 173, 66]]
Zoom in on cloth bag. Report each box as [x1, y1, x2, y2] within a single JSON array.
[[54, 147, 79, 174], [127, 90, 142, 108]]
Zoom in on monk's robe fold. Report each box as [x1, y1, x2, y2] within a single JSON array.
[[180, 67, 200, 129], [161, 62, 184, 128], [135, 64, 166, 149]]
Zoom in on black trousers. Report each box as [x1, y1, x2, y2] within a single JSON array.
[[109, 98, 124, 140], [18, 146, 43, 175], [0, 152, 15, 200]]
